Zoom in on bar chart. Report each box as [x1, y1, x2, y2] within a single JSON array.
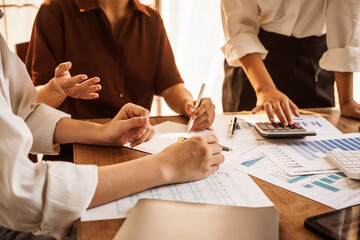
[[235, 148, 360, 210], [264, 135, 360, 175]]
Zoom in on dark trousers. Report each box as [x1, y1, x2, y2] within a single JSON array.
[[222, 28, 335, 112], [0, 224, 76, 240], [43, 143, 73, 162]]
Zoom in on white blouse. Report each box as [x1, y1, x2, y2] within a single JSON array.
[[0, 34, 97, 239], [221, 0, 360, 72]]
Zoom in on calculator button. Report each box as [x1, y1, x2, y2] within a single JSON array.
[[326, 150, 360, 179]]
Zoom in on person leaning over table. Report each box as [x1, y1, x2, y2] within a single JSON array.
[[221, 0, 360, 126], [0, 29, 224, 239], [25, 0, 215, 132]]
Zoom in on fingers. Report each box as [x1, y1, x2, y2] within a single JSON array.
[[122, 116, 149, 133], [252, 105, 263, 114], [60, 75, 101, 99], [55, 61, 72, 78], [289, 100, 300, 117], [122, 103, 150, 119], [190, 98, 215, 131], [263, 102, 274, 122], [185, 100, 196, 117], [130, 126, 155, 147]]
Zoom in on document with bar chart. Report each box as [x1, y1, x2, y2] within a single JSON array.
[[234, 144, 360, 210], [81, 166, 273, 221], [264, 133, 360, 175]]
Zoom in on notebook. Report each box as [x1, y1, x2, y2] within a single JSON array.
[[113, 199, 278, 240]]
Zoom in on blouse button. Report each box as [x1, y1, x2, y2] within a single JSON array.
[[119, 93, 123, 98]]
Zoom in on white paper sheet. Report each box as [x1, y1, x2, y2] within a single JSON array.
[[230, 142, 360, 210], [81, 166, 273, 221], [125, 120, 257, 155], [262, 133, 360, 175]]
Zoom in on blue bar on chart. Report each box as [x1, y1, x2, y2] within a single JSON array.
[[320, 178, 335, 184], [241, 155, 265, 168], [320, 140, 337, 149], [305, 141, 327, 154], [313, 141, 332, 152], [328, 174, 341, 180], [328, 140, 349, 151], [312, 181, 340, 192], [334, 139, 356, 151], [339, 139, 360, 150], [303, 184, 314, 189], [299, 142, 318, 153], [287, 175, 313, 184], [291, 142, 318, 160]]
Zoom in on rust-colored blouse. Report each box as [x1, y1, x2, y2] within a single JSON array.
[[26, 0, 183, 119]]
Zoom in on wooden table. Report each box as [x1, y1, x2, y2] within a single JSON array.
[[75, 108, 360, 240]]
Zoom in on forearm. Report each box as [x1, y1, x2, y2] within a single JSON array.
[[162, 83, 193, 116], [335, 72, 354, 106], [89, 154, 168, 208], [36, 79, 66, 108], [54, 117, 105, 145], [239, 53, 276, 93]]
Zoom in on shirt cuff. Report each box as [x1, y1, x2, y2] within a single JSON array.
[[221, 33, 268, 67], [320, 47, 360, 72], [25, 103, 70, 155], [34, 161, 98, 239]]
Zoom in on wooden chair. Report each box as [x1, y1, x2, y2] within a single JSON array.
[[15, 41, 29, 63]]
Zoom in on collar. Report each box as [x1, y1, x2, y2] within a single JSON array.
[[75, 0, 151, 17]]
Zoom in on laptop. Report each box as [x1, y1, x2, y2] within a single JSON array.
[[113, 199, 278, 240]]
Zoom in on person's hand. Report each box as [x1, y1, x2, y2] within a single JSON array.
[[340, 99, 360, 119], [184, 98, 215, 131], [253, 88, 300, 126], [103, 103, 155, 147], [157, 134, 224, 183], [53, 61, 101, 99]]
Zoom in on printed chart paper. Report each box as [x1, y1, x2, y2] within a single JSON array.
[[231, 144, 360, 210], [264, 134, 360, 175], [81, 167, 273, 221]]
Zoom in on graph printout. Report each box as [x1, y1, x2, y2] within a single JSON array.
[[81, 167, 273, 221], [233, 145, 360, 210], [264, 134, 360, 175]]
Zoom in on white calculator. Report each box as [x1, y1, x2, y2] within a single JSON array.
[[326, 150, 360, 179], [254, 122, 317, 138]]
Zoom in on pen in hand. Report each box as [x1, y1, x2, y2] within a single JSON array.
[[187, 83, 206, 132], [177, 137, 233, 152]]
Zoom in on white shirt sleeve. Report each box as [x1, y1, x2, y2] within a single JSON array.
[[320, 0, 360, 72], [220, 0, 268, 67], [0, 35, 98, 239]]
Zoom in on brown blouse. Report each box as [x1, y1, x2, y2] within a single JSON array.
[[26, 0, 183, 119]]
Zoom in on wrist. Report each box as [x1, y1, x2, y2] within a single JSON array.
[[48, 77, 66, 97], [255, 84, 277, 95], [154, 151, 176, 184]]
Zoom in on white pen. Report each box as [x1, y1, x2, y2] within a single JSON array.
[[187, 83, 206, 132]]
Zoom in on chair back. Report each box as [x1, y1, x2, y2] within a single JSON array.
[[15, 41, 29, 63]]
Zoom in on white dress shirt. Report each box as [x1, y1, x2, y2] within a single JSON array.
[[221, 0, 360, 72], [0, 34, 98, 239]]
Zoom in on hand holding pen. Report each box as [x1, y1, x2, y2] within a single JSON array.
[[178, 137, 232, 152], [185, 83, 215, 132]]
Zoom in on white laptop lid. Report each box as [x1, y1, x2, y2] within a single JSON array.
[[113, 199, 278, 240]]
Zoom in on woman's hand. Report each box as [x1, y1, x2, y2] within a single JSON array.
[[184, 98, 215, 131], [157, 134, 224, 183], [102, 103, 155, 147], [53, 62, 101, 100], [253, 88, 299, 125]]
